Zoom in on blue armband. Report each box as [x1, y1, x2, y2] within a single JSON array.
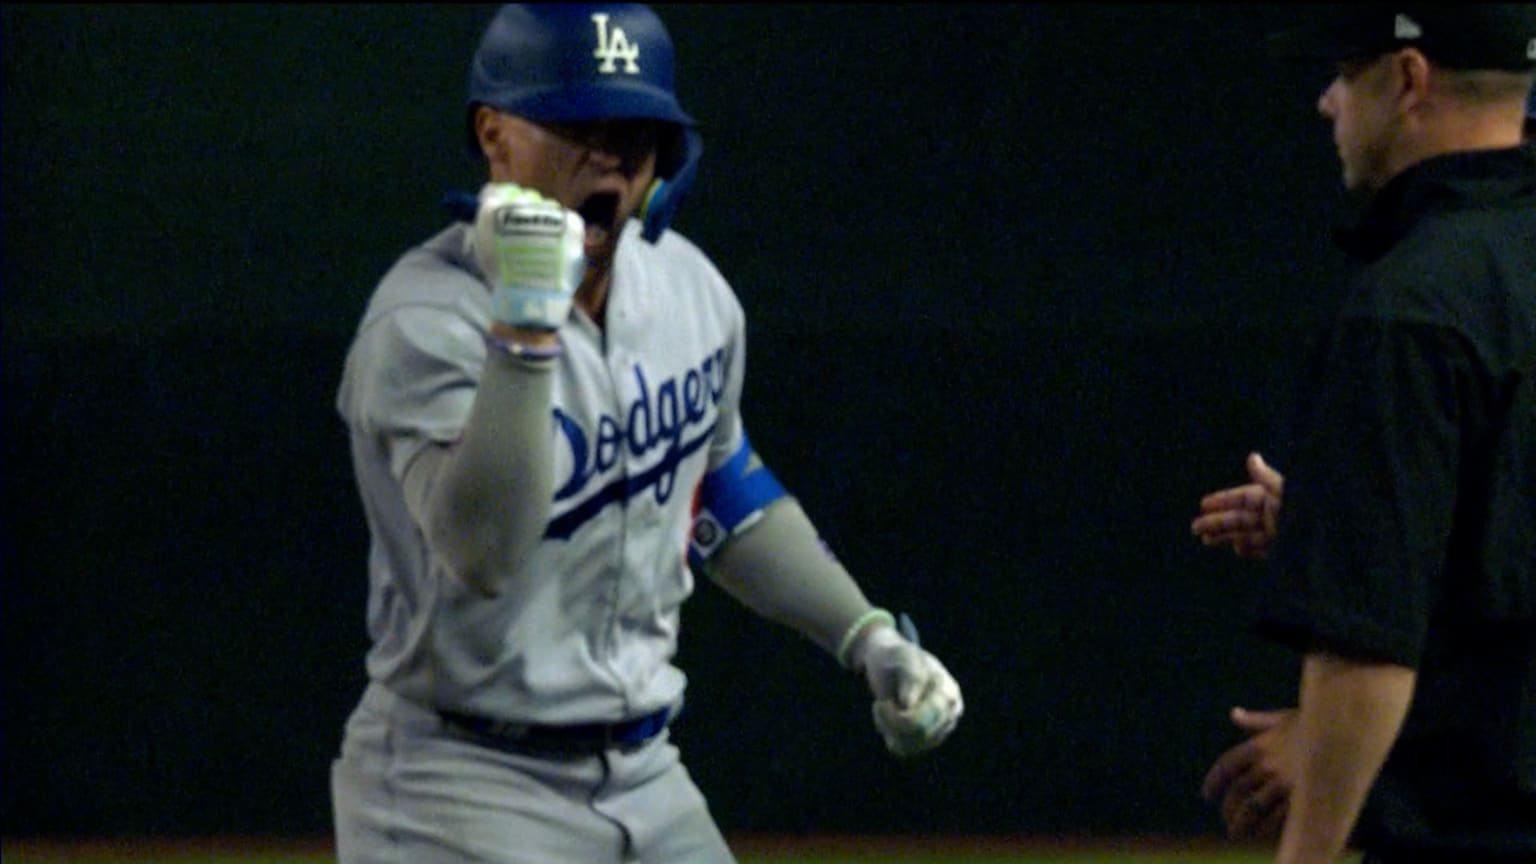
[[688, 434, 788, 569]]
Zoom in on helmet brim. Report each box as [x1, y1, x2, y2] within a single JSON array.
[[480, 81, 695, 128]]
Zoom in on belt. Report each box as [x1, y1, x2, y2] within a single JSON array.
[[439, 705, 673, 755]]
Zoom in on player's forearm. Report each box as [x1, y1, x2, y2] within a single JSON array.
[[1276, 652, 1416, 864], [705, 498, 875, 656], [409, 348, 556, 596]]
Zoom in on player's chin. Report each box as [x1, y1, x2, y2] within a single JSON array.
[[583, 233, 616, 261], [582, 224, 623, 265]]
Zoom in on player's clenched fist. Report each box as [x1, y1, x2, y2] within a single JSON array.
[[851, 623, 964, 757], [472, 182, 585, 331]]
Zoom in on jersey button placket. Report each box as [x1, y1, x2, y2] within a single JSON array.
[[598, 342, 631, 685]]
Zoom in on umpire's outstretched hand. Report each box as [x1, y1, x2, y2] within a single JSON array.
[[1192, 452, 1284, 559]]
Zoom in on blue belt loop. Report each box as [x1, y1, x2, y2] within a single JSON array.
[[614, 705, 671, 746]]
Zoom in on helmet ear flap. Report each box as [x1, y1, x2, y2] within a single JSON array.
[[639, 126, 701, 243]]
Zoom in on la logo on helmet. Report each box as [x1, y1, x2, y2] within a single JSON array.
[[592, 13, 640, 74]]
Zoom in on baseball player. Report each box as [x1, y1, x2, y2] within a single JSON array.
[[328, 5, 964, 863]]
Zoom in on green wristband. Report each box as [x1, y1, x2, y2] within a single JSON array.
[[836, 607, 896, 669]]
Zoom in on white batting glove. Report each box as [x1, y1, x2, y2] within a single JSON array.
[[472, 183, 585, 331], [850, 619, 964, 758]]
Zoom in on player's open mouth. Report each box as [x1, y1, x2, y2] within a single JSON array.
[[577, 192, 620, 246]]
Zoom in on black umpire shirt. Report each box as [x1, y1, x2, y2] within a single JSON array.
[[1257, 143, 1536, 862]]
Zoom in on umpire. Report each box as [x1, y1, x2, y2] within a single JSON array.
[[1214, 7, 1536, 864]]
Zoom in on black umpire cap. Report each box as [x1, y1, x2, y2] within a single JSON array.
[[1268, 4, 1536, 70]]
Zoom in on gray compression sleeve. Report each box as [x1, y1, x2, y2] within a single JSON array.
[[705, 497, 877, 659], [402, 349, 554, 596]]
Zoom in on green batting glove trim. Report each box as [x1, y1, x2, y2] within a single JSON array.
[[837, 607, 896, 670]]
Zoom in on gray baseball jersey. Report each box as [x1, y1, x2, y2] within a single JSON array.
[[336, 217, 746, 724], [331, 217, 745, 864]]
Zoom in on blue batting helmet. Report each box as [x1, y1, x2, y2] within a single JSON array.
[[465, 3, 702, 243]]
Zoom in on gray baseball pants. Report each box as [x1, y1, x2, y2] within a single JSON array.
[[331, 683, 735, 864]]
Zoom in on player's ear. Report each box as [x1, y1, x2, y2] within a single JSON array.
[[473, 105, 507, 164]]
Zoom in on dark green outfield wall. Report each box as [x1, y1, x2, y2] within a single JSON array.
[[3, 4, 1354, 838]]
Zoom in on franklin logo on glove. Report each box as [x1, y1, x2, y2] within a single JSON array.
[[494, 207, 565, 234]]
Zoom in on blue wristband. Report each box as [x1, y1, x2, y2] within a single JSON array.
[[485, 333, 563, 364]]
